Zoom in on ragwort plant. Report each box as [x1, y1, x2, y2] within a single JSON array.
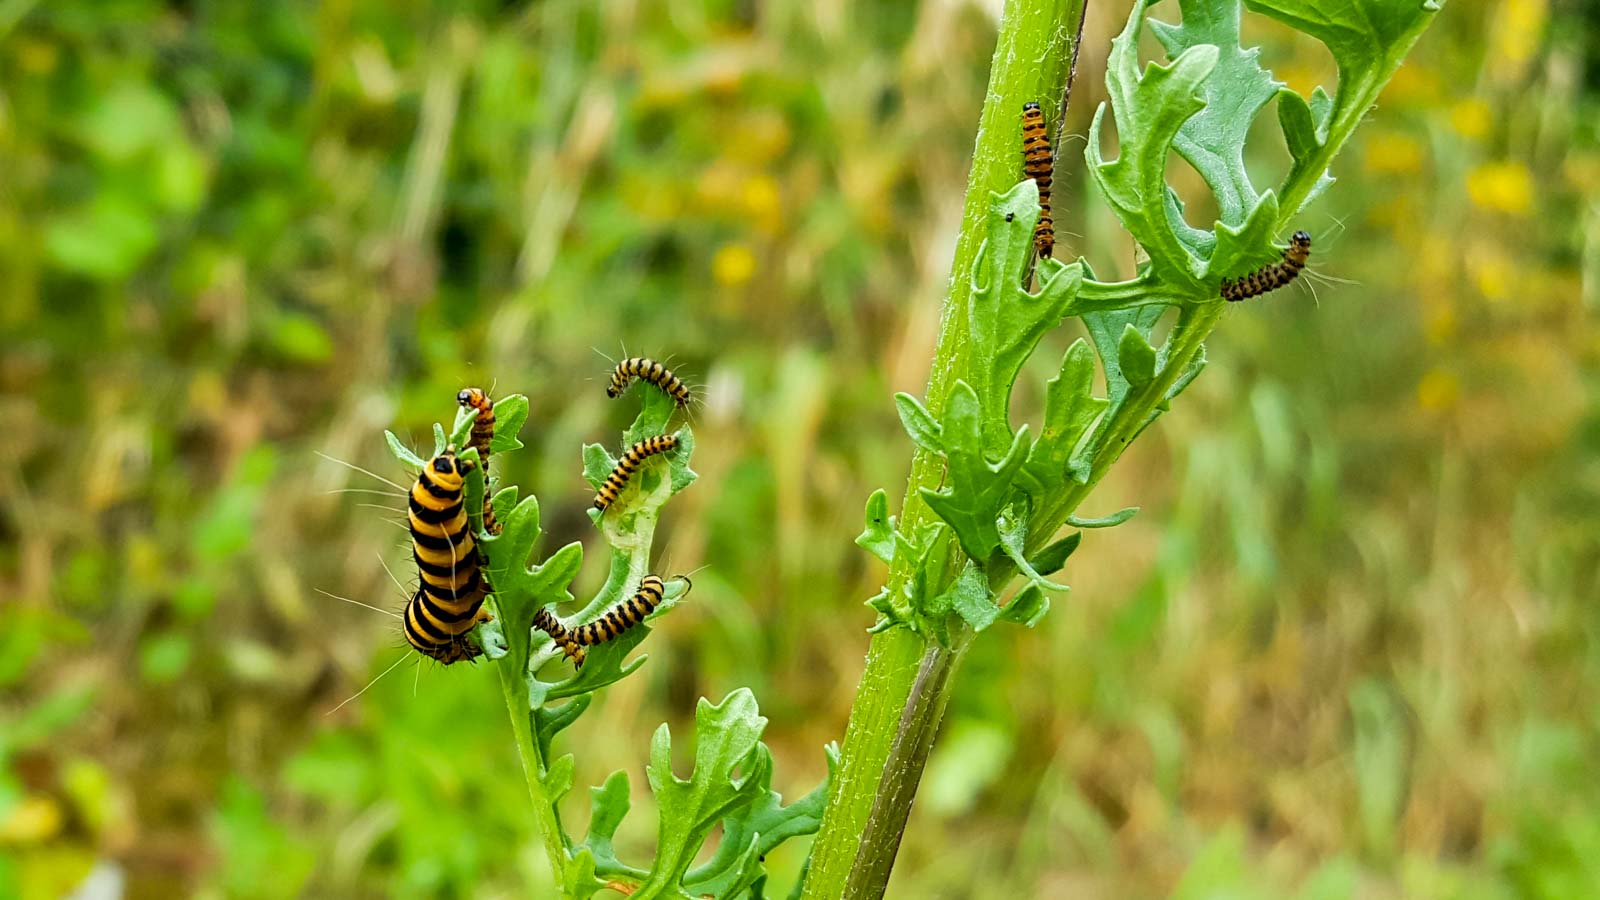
[[383, 385, 833, 899], [801, 0, 1442, 896]]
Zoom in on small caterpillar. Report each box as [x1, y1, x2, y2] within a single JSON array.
[[572, 575, 667, 646], [405, 450, 491, 664], [607, 358, 691, 407], [592, 434, 679, 512], [1221, 231, 1312, 302], [533, 607, 586, 666], [456, 387, 500, 535], [1022, 101, 1054, 259]]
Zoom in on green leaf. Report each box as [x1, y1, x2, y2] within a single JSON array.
[[894, 393, 943, 453], [1203, 194, 1284, 283], [544, 753, 576, 805], [966, 180, 1083, 449], [1084, 306, 1165, 409], [491, 394, 529, 453], [1021, 340, 1108, 494], [1027, 532, 1082, 576], [1249, 0, 1442, 216], [998, 582, 1051, 627], [1116, 323, 1158, 389], [383, 430, 427, 468], [1149, 0, 1283, 223], [947, 565, 1002, 632], [631, 689, 773, 898], [1067, 507, 1139, 528], [1085, 1, 1217, 287], [683, 743, 837, 897], [855, 489, 895, 565], [919, 381, 1031, 565]]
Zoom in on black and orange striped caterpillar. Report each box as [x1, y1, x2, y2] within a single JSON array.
[[607, 358, 691, 407], [531, 575, 683, 668], [592, 434, 679, 512], [1022, 101, 1054, 259], [1222, 231, 1312, 302], [404, 449, 491, 664], [456, 387, 500, 535]]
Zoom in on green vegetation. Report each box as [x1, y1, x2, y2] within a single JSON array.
[[2, 0, 1597, 897]]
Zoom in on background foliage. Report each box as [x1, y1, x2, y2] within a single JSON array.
[[1, 0, 1596, 897]]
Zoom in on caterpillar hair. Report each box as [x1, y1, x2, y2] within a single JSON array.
[[405, 449, 491, 664], [1221, 231, 1312, 302], [607, 357, 692, 407], [533, 607, 586, 666], [592, 434, 679, 512], [1022, 101, 1055, 259], [456, 387, 500, 535]]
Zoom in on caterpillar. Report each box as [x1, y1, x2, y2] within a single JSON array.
[[572, 575, 667, 646], [533, 606, 586, 666], [1221, 231, 1313, 302], [456, 387, 500, 535], [592, 434, 679, 512], [607, 357, 691, 407], [404, 449, 491, 664], [1022, 101, 1054, 259]]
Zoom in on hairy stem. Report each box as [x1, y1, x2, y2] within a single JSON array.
[[802, 0, 1086, 896]]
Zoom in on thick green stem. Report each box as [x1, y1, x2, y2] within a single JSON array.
[[802, 0, 1085, 896], [498, 657, 570, 881]]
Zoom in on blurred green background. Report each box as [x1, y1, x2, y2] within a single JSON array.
[[1, 0, 1596, 897]]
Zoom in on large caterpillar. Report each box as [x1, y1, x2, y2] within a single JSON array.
[[607, 357, 691, 407], [404, 450, 491, 664], [592, 434, 679, 512], [1022, 101, 1054, 259], [456, 387, 500, 535], [1222, 231, 1312, 302]]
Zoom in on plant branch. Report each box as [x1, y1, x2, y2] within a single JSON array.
[[802, 0, 1087, 896]]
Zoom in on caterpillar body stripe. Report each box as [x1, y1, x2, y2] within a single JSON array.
[[405, 450, 491, 664], [592, 434, 679, 511], [456, 387, 500, 535], [607, 358, 691, 407], [572, 575, 665, 646], [1222, 231, 1312, 302], [1022, 101, 1055, 259]]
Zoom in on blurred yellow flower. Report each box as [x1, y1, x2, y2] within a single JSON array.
[[1448, 99, 1492, 141], [0, 795, 63, 844], [1466, 162, 1534, 216], [1490, 0, 1548, 82], [1416, 368, 1460, 413], [712, 242, 757, 287], [1469, 248, 1514, 302], [1363, 130, 1425, 176], [743, 175, 783, 236]]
